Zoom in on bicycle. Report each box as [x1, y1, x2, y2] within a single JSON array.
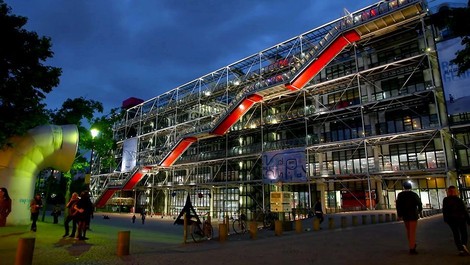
[[190, 213, 213, 243], [252, 210, 277, 230], [232, 213, 247, 234]]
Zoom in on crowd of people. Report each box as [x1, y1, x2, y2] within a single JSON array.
[[0, 187, 94, 241]]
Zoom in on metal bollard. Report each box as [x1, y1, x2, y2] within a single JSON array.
[[370, 215, 376, 224], [341, 216, 347, 228], [117, 231, 130, 256], [295, 219, 302, 233], [352, 216, 358, 226], [219, 223, 228, 242], [15, 238, 35, 265], [328, 217, 334, 230], [313, 218, 320, 231], [275, 220, 283, 236], [378, 214, 384, 223], [249, 222, 257, 239], [362, 215, 367, 225]]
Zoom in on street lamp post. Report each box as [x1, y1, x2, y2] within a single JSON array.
[[88, 128, 100, 188]]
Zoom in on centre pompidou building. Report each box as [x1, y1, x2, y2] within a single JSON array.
[[90, 0, 464, 220]]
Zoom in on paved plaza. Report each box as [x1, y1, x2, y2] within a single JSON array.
[[1, 210, 469, 265]]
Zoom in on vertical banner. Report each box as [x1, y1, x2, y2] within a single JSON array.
[[437, 37, 470, 115], [262, 147, 307, 184], [121, 137, 138, 172]]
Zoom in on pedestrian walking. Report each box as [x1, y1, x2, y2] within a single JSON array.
[[396, 182, 422, 254], [73, 191, 93, 240], [141, 210, 146, 224], [63, 192, 79, 238], [30, 194, 43, 232], [0, 187, 12, 227], [314, 198, 324, 224], [52, 204, 61, 224], [443, 185, 470, 256], [132, 214, 136, 223]]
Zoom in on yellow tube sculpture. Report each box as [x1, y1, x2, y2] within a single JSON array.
[[0, 124, 79, 225]]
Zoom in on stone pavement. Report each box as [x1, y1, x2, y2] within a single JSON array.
[[2, 210, 470, 265]]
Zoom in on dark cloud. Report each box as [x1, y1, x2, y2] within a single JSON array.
[[7, 0, 383, 113]]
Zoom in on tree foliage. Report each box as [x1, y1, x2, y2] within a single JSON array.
[[0, 0, 61, 148], [88, 108, 122, 173], [0, 0, 122, 204], [432, 3, 470, 75]]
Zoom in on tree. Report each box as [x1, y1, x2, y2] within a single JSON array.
[[432, 3, 470, 75], [87, 108, 123, 174], [0, 0, 61, 148], [50, 98, 104, 198]]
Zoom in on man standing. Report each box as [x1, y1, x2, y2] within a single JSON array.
[[314, 198, 324, 225], [396, 182, 422, 254], [30, 194, 43, 232]]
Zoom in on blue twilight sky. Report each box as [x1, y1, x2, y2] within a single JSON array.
[[6, 0, 459, 114]]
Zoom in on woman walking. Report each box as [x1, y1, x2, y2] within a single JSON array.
[[30, 194, 43, 232], [443, 185, 470, 256], [396, 182, 422, 254]]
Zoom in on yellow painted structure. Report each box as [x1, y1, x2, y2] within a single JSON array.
[[0, 125, 79, 225]]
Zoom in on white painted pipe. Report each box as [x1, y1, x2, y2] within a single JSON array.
[[0, 125, 79, 225]]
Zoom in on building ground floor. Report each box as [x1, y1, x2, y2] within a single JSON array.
[[102, 174, 455, 223]]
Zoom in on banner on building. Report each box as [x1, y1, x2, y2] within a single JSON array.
[[436, 37, 470, 115], [262, 147, 307, 184], [121, 137, 138, 172]]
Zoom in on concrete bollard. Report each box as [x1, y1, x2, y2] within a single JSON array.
[[295, 220, 302, 233], [328, 217, 335, 230], [391, 213, 397, 221], [249, 222, 257, 239], [378, 214, 384, 223], [313, 218, 320, 231], [219, 223, 228, 242], [117, 231, 130, 256], [362, 215, 367, 225], [370, 215, 376, 224], [341, 216, 347, 228], [275, 220, 283, 236], [385, 214, 391, 222], [352, 216, 358, 226], [15, 237, 35, 265]]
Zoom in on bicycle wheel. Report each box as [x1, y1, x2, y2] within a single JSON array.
[[233, 219, 247, 234], [264, 214, 275, 230], [190, 222, 204, 243]]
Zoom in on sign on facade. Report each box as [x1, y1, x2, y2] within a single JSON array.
[[262, 147, 307, 184]]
